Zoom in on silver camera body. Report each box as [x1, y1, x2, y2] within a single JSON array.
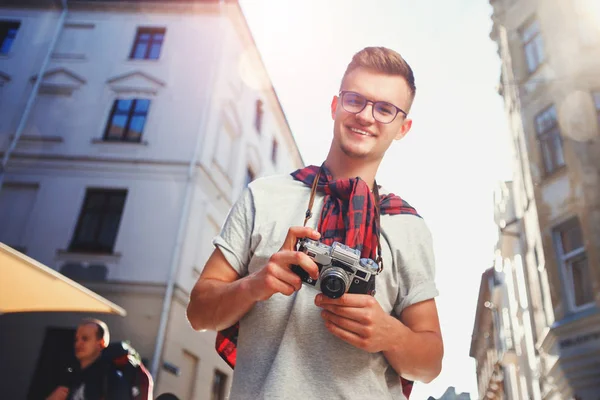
[[291, 238, 379, 299]]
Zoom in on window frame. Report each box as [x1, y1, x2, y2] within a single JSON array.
[[271, 137, 278, 164], [210, 369, 227, 400], [129, 27, 166, 60], [520, 18, 545, 74], [0, 20, 21, 55], [552, 217, 595, 313], [255, 99, 264, 134], [69, 188, 128, 254], [534, 105, 565, 175], [103, 98, 151, 142]]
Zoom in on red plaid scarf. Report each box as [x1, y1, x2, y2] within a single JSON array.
[[216, 164, 420, 398]]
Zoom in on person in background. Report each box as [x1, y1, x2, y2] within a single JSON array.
[[46, 318, 129, 400]]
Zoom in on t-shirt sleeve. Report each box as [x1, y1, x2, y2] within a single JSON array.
[[213, 187, 255, 277], [393, 216, 439, 316]]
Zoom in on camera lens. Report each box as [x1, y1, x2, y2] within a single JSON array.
[[320, 268, 349, 299]]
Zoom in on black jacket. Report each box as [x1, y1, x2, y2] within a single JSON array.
[[60, 357, 130, 400]]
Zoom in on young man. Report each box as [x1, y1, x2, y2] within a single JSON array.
[[46, 319, 130, 400], [187, 46, 443, 399]]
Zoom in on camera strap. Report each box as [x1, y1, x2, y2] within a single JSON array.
[[302, 166, 384, 274]]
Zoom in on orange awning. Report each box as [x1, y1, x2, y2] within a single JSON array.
[[0, 242, 126, 316]]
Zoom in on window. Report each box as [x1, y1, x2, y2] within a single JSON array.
[[211, 370, 227, 400], [271, 138, 278, 164], [520, 19, 544, 74], [70, 189, 127, 253], [0, 20, 20, 54], [255, 99, 264, 133], [104, 99, 150, 142], [245, 167, 255, 187], [130, 27, 165, 60], [534, 105, 565, 174], [553, 218, 594, 309]]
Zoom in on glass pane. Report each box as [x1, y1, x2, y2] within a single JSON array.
[[108, 115, 128, 139], [152, 33, 165, 42], [77, 214, 100, 243], [525, 43, 540, 73], [148, 43, 162, 59], [116, 99, 133, 113], [134, 99, 150, 113], [571, 257, 594, 306], [535, 107, 556, 135], [0, 37, 14, 54], [127, 116, 146, 140], [108, 193, 126, 209], [541, 137, 555, 173], [84, 193, 106, 210], [272, 139, 278, 163], [552, 133, 565, 167], [133, 42, 148, 59], [522, 20, 540, 42], [98, 214, 120, 250], [138, 33, 151, 41], [560, 221, 584, 254], [534, 36, 545, 65]]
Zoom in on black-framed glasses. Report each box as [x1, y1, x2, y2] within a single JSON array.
[[338, 91, 407, 124]]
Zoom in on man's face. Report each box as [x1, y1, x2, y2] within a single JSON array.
[[331, 67, 413, 162], [74, 323, 104, 364]]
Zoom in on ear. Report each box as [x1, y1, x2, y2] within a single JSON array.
[[394, 118, 412, 140], [330, 95, 338, 120]]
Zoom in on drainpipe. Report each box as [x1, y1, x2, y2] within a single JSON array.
[[0, 0, 68, 191], [150, 0, 226, 379]]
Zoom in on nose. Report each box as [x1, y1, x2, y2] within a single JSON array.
[[355, 102, 375, 124]]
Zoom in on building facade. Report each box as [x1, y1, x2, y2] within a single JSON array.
[[474, 0, 600, 398], [0, 1, 303, 399]]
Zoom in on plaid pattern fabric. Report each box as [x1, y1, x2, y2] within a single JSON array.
[[216, 164, 420, 398]]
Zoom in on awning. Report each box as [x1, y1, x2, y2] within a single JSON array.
[[0, 242, 126, 316]]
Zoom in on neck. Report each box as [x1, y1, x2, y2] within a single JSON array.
[[79, 353, 101, 370], [324, 152, 381, 190]]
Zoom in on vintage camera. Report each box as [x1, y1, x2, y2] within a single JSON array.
[[291, 238, 379, 299]]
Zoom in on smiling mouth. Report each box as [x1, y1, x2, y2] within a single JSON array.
[[349, 127, 375, 137]]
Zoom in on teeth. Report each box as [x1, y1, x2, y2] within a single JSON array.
[[350, 128, 372, 136]]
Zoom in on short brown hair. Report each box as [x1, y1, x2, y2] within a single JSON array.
[[341, 47, 416, 100], [79, 318, 110, 344]]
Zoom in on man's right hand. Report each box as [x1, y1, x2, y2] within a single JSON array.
[[46, 386, 69, 400], [246, 226, 321, 301], [187, 226, 321, 331]]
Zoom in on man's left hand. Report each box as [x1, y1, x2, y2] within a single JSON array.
[[315, 293, 394, 353]]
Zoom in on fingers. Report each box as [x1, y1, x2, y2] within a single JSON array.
[[263, 273, 298, 297], [271, 250, 319, 280], [280, 226, 321, 250], [263, 260, 303, 292], [318, 304, 368, 323], [323, 316, 367, 350], [316, 293, 376, 308], [321, 309, 372, 338]]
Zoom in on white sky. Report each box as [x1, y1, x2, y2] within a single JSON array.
[[238, 0, 514, 398]]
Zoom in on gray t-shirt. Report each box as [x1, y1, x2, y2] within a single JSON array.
[[213, 174, 438, 400]]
